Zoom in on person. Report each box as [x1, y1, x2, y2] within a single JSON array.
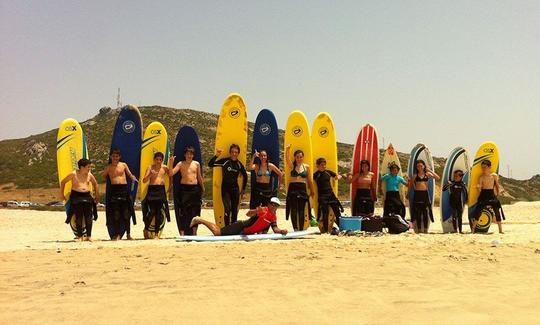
[[141, 152, 171, 239], [59, 158, 99, 241], [472, 160, 505, 234], [348, 160, 377, 216], [381, 164, 408, 219], [443, 170, 468, 233], [190, 197, 288, 236], [208, 144, 248, 226], [409, 159, 440, 233], [285, 144, 315, 231], [249, 149, 283, 209], [313, 158, 344, 233], [168, 146, 204, 235], [101, 149, 138, 240]]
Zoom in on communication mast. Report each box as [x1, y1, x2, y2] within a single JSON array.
[[116, 88, 122, 108]]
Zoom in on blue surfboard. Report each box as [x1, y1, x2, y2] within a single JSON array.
[[250, 109, 280, 209], [172, 125, 202, 235], [440, 147, 470, 233], [106, 105, 143, 239], [407, 144, 435, 231]]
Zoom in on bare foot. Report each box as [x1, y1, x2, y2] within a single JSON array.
[[190, 216, 203, 228], [87, 237, 93, 242], [127, 234, 133, 240], [77, 237, 83, 242]]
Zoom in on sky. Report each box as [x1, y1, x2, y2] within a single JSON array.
[[1, 0, 539, 179]]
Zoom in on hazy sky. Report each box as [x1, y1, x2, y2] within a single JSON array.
[[1, 1, 539, 179]]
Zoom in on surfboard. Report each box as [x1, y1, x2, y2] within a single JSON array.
[[177, 229, 318, 242], [440, 147, 470, 233], [139, 121, 170, 238], [213, 93, 248, 228], [467, 141, 500, 233], [106, 105, 142, 239], [56, 118, 91, 237], [351, 124, 379, 214], [250, 108, 280, 209], [311, 112, 338, 233], [407, 143, 435, 232], [380, 143, 406, 204], [285, 110, 313, 231], [172, 125, 202, 235]]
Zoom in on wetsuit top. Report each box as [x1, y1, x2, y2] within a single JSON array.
[[415, 174, 429, 183], [313, 170, 337, 194], [381, 173, 407, 192], [242, 207, 277, 235], [208, 156, 248, 190], [291, 164, 308, 178], [256, 167, 272, 177], [448, 181, 468, 204]]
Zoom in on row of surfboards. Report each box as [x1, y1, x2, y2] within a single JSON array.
[[56, 93, 500, 237]]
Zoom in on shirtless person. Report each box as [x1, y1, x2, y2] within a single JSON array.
[[168, 146, 205, 235], [472, 160, 505, 234], [101, 149, 138, 240], [59, 158, 99, 241], [142, 152, 171, 239]]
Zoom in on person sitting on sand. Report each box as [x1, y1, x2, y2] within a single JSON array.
[[59, 158, 99, 242], [190, 197, 288, 236], [472, 160, 505, 234], [381, 163, 408, 218], [142, 152, 171, 239], [168, 146, 205, 236], [101, 149, 138, 240]]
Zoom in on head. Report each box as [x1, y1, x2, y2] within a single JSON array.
[[110, 148, 121, 163], [229, 144, 240, 160], [78, 158, 92, 172], [316, 158, 326, 171], [389, 163, 400, 175], [184, 146, 195, 161], [268, 197, 281, 213], [453, 169, 464, 181], [293, 149, 304, 167], [153, 152, 164, 164], [258, 150, 268, 163], [415, 159, 426, 174], [481, 159, 492, 173], [360, 160, 370, 174]]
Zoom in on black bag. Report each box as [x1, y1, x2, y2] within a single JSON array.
[[383, 213, 410, 234], [361, 215, 383, 232]]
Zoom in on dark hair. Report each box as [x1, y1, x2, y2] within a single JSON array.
[[78, 158, 92, 168], [389, 163, 400, 171], [316, 157, 326, 166], [360, 160, 371, 175], [292, 149, 304, 169], [229, 144, 240, 153], [110, 148, 121, 156], [153, 152, 164, 160], [184, 146, 195, 156], [415, 159, 426, 174], [481, 159, 492, 167], [453, 169, 464, 176], [255, 150, 270, 166]]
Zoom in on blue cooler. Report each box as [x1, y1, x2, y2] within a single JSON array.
[[339, 216, 362, 231]]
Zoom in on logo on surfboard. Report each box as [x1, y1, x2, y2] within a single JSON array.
[[65, 126, 77, 132], [318, 127, 329, 138], [260, 123, 271, 136], [229, 108, 240, 119], [292, 126, 303, 137], [151, 129, 162, 135], [122, 120, 135, 134], [483, 148, 495, 153]]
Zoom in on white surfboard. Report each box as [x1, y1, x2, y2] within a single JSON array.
[[177, 229, 319, 242]]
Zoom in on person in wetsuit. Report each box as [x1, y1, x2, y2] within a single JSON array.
[[142, 152, 171, 239], [208, 144, 248, 226], [381, 163, 408, 219], [249, 149, 283, 209], [101, 149, 138, 240], [409, 159, 440, 233], [285, 144, 315, 231], [313, 157, 344, 233], [348, 159, 377, 216], [472, 159, 505, 234], [59, 158, 99, 241], [443, 169, 468, 233], [190, 197, 287, 236], [168, 146, 205, 235]]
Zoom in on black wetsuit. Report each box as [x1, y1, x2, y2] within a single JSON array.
[[286, 165, 311, 231], [142, 185, 170, 235], [475, 189, 505, 222], [175, 183, 202, 235], [208, 156, 248, 226], [353, 188, 374, 216], [412, 175, 434, 233], [106, 184, 136, 239], [447, 181, 468, 233], [313, 170, 343, 233], [66, 190, 97, 237]]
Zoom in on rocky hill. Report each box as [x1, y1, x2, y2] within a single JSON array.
[[0, 106, 538, 203]]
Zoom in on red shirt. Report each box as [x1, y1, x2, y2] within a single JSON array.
[[242, 207, 277, 235]]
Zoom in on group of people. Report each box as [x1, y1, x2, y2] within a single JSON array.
[[59, 142, 505, 241]]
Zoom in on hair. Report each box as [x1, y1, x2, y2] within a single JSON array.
[[453, 169, 464, 176], [184, 146, 195, 156], [255, 149, 270, 166], [316, 157, 326, 166], [78, 158, 92, 169], [481, 159, 492, 167], [292, 149, 304, 169], [389, 163, 400, 171], [110, 148, 121, 156], [229, 144, 240, 153], [415, 159, 426, 174], [153, 152, 164, 160], [360, 159, 370, 175]]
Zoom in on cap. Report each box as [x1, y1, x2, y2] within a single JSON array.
[[270, 197, 281, 206]]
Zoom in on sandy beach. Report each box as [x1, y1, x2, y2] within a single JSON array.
[[1, 202, 539, 324]]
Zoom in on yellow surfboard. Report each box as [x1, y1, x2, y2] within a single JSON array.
[[139, 121, 170, 238], [467, 141, 500, 232], [56, 118, 91, 236], [311, 112, 338, 233], [212, 93, 248, 228], [285, 110, 313, 231]]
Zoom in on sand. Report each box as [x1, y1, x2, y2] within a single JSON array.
[[1, 202, 539, 324]]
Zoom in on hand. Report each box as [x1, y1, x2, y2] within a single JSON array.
[[94, 197, 99, 204], [150, 169, 158, 175], [309, 191, 314, 198], [168, 155, 176, 163], [253, 150, 259, 158], [132, 177, 139, 183], [280, 229, 288, 235], [216, 148, 223, 156], [286, 144, 291, 150]]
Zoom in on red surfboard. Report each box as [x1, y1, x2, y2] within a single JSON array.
[[351, 124, 379, 213]]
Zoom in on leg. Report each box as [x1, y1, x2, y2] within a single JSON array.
[[190, 217, 221, 235], [222, 189, 232, 226], [230, 188, 240, 224]]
